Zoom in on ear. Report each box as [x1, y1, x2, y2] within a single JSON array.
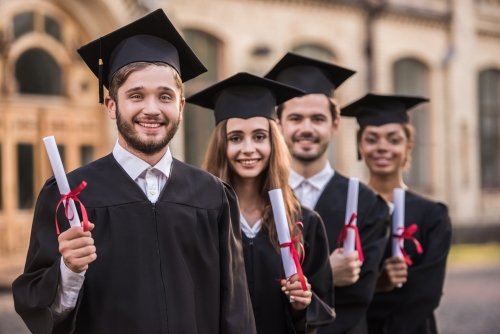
[[179, 97, 185, 122], [105, 96, 117, 120], [276, 117, 284, 134], [331, 116, 340, 136]]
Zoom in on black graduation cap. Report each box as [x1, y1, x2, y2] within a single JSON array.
[[264, 52, 355, 97], [341, 93, 429, 128], [186, 72, 305, 124], [77, 9, 207, 104]]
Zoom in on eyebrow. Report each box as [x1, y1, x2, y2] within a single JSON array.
[[287, 113, 327, 118], [124, 86, 176, 94]]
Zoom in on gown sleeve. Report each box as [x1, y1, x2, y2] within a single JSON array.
[[333, 194, 390, 334], [218, 182, 257, 334], [386, 203, 452, 333], [12, 179, 84, 334], [296, 209, 336, 333]]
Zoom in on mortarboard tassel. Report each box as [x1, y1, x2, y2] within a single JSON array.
[[357, 150, 362, 161], [98, 58, 104, 104]]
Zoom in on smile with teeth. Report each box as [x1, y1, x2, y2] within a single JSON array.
[[139, 122, 162, 128], [239, 159, 260, 165]]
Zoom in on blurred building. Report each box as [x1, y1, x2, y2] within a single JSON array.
[[0, 0, 500, 277]]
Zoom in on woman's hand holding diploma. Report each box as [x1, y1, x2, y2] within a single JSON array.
[[374, 257, 408, 293], [58, 222, 97, 273], [281, 274, 312, 312]]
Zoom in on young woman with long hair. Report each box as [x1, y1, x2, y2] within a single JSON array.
[[341, 94, 452, 334], [187, 73, 335, 334]]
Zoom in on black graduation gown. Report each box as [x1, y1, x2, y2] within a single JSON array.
[[366, 191, 452, 334], [12, 154, 256, 334], [314, 172, 390, 334], [242, 207, 335, 334]]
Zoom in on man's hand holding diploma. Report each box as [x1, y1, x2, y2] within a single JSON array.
[[59, 222, 97, 273]]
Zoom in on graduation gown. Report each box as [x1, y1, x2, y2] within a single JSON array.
[[315, 172, 390, 334], [366, 191, 452, 334], [242, 207, 335, 334], [12, 154, 256, 334]]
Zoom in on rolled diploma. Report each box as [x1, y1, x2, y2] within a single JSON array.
[[392, 188, 405, 287], [343, 178, 359, 254], [43, 136, 81, 228], [269, 189, 297, 279]]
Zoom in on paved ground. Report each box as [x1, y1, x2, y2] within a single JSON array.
[[1, 266, 499, 333]]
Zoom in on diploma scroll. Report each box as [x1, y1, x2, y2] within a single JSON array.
[[343, 178, 359, 254], [269, 189, 297, 279], [392, 188, 405, 288], [43, 136, 81, 228]]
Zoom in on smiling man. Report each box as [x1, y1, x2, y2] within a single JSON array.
[[12, 10, 255, 334], [266, 53, 390, 334]]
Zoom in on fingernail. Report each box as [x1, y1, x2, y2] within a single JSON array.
[[287, 281, 290, 285], [285, 291, 289, 295], [290, 295, 295, 300], [281, 286, 286, 291]]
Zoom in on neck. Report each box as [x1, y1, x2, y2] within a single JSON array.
[[368, 171, 406, 203], [118, 136, 168, 166], [232, 175, 264, 216], [290, 152, 328, 179]]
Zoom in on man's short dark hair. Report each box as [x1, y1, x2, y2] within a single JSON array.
[[276, 95, 340, 120]]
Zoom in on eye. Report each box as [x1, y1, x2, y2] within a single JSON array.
[[390, 137, 402, 145], [313, 117, 326, 123], [289, 116, 300, 122], [228, 135, 241, 142], [160, 94, 172, 101], [365, 136, 377, 144], [254, 133, 267, 141], [130, 94, 142, 99]]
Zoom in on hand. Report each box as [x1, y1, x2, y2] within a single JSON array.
[[280, 274, 312, 312], [330, 248, 362, 287], [375, 257, 408, 293], [58, 222, 96, 273]]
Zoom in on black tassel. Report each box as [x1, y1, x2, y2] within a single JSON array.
[[98, 58, 104, 104], [357, 150, 362, 161]]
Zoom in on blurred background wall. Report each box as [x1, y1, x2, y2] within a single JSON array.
[[0, 0, 500, 284]]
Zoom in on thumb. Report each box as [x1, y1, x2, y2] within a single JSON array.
[[88, 222, 95, 231]]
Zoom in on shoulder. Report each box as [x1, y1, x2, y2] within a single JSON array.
[[299, 206, 326, 234], [406, 191, 450, 221]]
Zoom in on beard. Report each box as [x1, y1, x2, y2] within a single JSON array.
[[291, 133, 329, 163], [116, 105, 180, 156]]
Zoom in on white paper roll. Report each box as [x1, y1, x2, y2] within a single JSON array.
[[268, 189, 297, 279], [343, 178, 359, 254], [43, 136, 81, 228], [392, 188, 405, 288]]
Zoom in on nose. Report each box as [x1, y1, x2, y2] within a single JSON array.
[[376, 139, 388, 153], [301, 118, 313, 132], [142, 95, 161, 116], [241, 137, 256, 155]]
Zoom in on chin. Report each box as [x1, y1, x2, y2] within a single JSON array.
[[234, 168, 263, 179]]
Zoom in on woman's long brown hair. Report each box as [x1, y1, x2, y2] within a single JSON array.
[[203, 119, 302, 253]]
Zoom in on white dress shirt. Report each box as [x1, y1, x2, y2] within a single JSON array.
[[240, 214, 262, 238], [289, 161, 335, 209], [51, 141, 173, 317]]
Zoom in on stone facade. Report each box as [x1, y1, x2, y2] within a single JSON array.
[[0, 0, 499, 280]]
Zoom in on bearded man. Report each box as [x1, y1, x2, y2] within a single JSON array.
[[12, 10, 255, 334]]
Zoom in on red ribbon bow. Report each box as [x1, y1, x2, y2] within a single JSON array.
[[393, 224, 423, 266], [280, 222, 308, 292], [55, 181, 89, 234], [337, 213, 364, 262]]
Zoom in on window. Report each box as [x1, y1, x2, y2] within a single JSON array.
[[393, 58, 429, 189], [18, 144, 34, 209], [80, 145, 94, 166], [183, 30, 220, 167], [479, 69, 500, 188], [44, 15, 61, 41], [15, 48, 62, 95], [292, 44, 334, 62], [13, 12, 34, 39]]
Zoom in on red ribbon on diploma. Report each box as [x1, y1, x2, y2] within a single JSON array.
[[280, 222, 308, 292], [55, 181, 89, 234], [393, 224, 423, 266], [337, 213, 364, 262]]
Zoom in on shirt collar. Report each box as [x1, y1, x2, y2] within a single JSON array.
[[289, 161, 335, 191], [240, 214, 262, 238], [112, 140, 172, 180]]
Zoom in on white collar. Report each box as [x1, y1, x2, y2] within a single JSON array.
[[240, 214, 262, 238], [289, 161, 335, 191], [112, 140, 172, 180]]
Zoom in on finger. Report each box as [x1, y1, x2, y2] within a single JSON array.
[[288, 289, 312, 298], [346, 251, 359, 261], [58, 226, 90, 242], [88, 222, 95, 231], [285, 281, 304, 291], [68, 245, 96, 258], [280, 279, 288, 287], [62, 237, 95, 250], [288, 274, 300, 284], [290, 295, 311, 305]]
